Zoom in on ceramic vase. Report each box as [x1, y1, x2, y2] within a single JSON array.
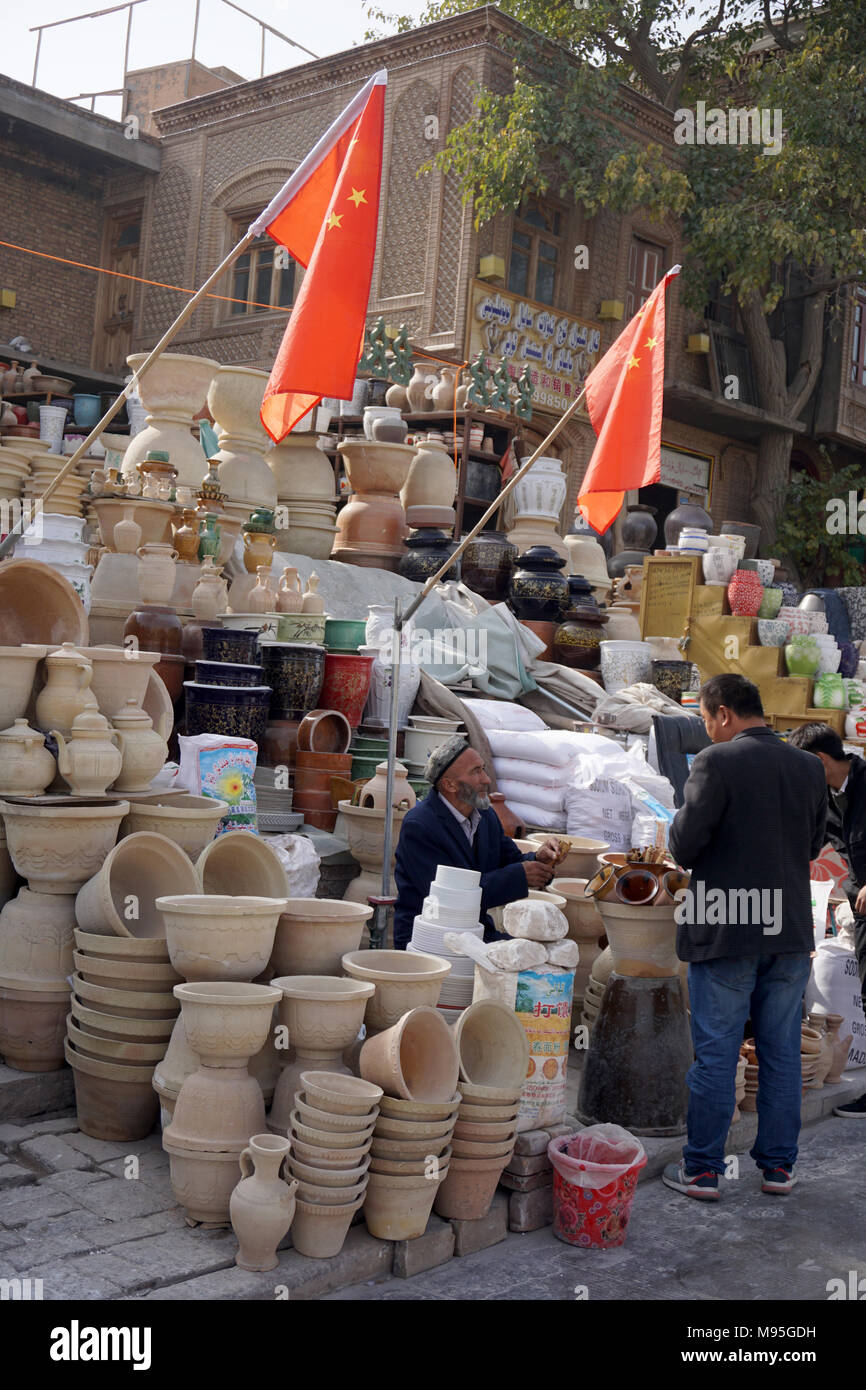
[[785, 634, 820, 677], [34, 643, 96, 736], [112, 506, 142, 555], [400, 440, 457, 511], [137, 543, 178, 605], [248, 566, 276, 614], [277, 566, 303, 613], [207, 366, 277, 510], [514, 457, 567, 522], [230, 1134, 298, 1271], [406, 363, 434, 412], [727, 568, 763, 617], [431, 366, 458, 412], [459, 533, 518, 602], [121, 353, 219, 487], [508, 546, 569, 622]]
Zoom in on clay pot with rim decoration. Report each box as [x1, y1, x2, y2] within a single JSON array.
[[0, 799, 129, 895], [157, 894, 288, 982], [359, 1005, 458, 1102], [196, 826, 289, 898], [0, 887, 77, 989], [270, 899, 373, 977], [400, 438, 457, 511], [120, 794, 228, 858], [267, 975, 375, 1134], [74, 831, 199, 938], [0, 720, 56, 796], [230, 1133, 298, 1271], [291, 1193, 365, 1258], [363, 1164, 450, 1241], [341, 949, 451, 1032]]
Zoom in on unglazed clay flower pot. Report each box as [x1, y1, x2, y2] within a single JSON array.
[[0, 799, 129, 895], [73, 928, 169, 961], [72, 950, 181, 994], [449, 1136, 514, 1160], [457, 1080, 521, 1107], [370, 1132, 452, 1160], [196, 829, 289, 898], [595, 899, 679, 977], [158, 895, 287, 982], [168, 1063, 268, 1150], [290, 1110, 376, 1148], [120, 794, 228, 858], [81, 645, 161, 720], [0, 560, 88, 648], [295, 1095, 379, 1132], [457, 1101, 519, 1124], [290, 1193, 365, 1258], [70, 997, 176, 1043], [268, 976, 375, 1133], [72, 973, 180, 1020], [290, 1136, 372, 1168], [230, 1134, 298, 1271], [0, 888, 76, 990], [525, 833, 610, 880], [377, 1091, 461, 1123], [341, 949, 451, 1031], [360, 1006, 459, 1103], [363, 1164, 449, 1241], [161, 1139, 244, 1225], [550, 877, 603, 942], [294, 1174, 368, 1205], [0, 644, 48, 730], [64, 1038, 160, 1140], [453, 999, 530, 1093], [75, 832, 199, 939], [66, 1018, 167, 1067], [270, 899, 373, 977], [288, 1153, 371, 1187], [299, 1070, 383, 1116], [370, 1145, 453, 1176], [173, 981, 282, 1068], [0, 983, 69, 1071], [433, 1152, 509, 1221]]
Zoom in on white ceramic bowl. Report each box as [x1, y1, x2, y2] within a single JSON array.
[[433, 866, 482, 892]]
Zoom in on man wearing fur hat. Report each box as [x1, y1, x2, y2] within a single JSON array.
[[393, 735, 560, 950]]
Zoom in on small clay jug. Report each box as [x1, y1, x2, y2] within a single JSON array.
[[248, 565, 276, 614], [197, 513, 222, 562], [0, 720, 57, 796], [191, 557, 226, 621], [301, 573, 325, 614], [432, 365, 458, 412], [137, 543, 178, 605], [35, 643, 97, 736], [277, 566, 303, 613], [406, 362, 433, 412], [243, 529, 277, 575], [111, 698, 170, 793], [172, 509, 201, 563], [53, 711, 122, 796], [488, 792, 525, 838], [112, 505, 141, 555], [230, 1133, 298, 1272]]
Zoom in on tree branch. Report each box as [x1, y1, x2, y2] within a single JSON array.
[[763, 0, 795, 51]]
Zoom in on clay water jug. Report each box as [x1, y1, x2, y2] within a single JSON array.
[[0, 720, 56, 796], [406, 362, 433, 412], [35, 643, 97, 736], [197, 513, 222, 561], [112, 506, 142, 555], [455, 371, 470, 410], [172, 509, 201, 563], [248, 565, 276, 614], [243, 529, 277, 575], [277, 566, 303, 613], [111, 698, 170, 793], [191, 557, 226, 621], [137, 543, 178, 605], [229, 1133, 298, 1271], [432, 365, 458, 412], [301, 573, 325, 614], [53, 711, 122, 796]]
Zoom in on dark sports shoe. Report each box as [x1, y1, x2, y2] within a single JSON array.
[[662, 1160, 719, 1200], [761, 1166, 797, 1194], [833, 1093, 866, 1118]]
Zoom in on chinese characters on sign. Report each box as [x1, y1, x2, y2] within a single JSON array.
[[466, 281, 601, 415]]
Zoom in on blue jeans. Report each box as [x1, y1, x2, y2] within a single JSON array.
[[684, 953, 811, 1175]]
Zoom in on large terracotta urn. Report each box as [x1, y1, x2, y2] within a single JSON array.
[[207, 366, 277, 510], [400, 439, 457, 511], [121, 352, 219, 487]]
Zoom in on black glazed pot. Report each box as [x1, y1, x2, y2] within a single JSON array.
[[399, 528, 458, 583], [566, 573, 599, 610], [194, 660, 264, 688], [508, 545, 569, 622], [257, 640, 326, 720], [459, 531, 518, 602], [200, 627, 260, 666], [183, 682, 271, 744], [620, 504, 657, 551]]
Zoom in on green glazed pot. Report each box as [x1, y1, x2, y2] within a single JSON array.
[[324, 619, 368, 653]]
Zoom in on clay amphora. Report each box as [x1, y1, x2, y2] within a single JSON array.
[[301, 573, 325, 614], [243, 530, 277, 575], [35, 643, 97, 736], [431, 366, 458, 412], [248, 566, 276, 614], [53, 711, 122, 796], [0, 720, 56, 796], [229, 1133, 298, 1271], [406, 363, 433, 412], [191, 557, 226, 621], [112, 506, 142, 555], [172, 509, 201, 563], [277, 566, 303, 613], [137, 543, 178, 605]]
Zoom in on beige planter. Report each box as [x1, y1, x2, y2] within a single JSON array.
[[290, 1110, 375, 1149], [230, 1134, 298, 1271], [72, 950, 181, 993], [0, 983, 69, 1071], [66, 1018, 167, 1067], [400, 439, 457, 511], [550, 876, 604, 942], [299, 1070, 383, 1116], [80, 645, 161, 719], [0, 823, 17, 914], [290, 1135, 371, 1168], [457, 1079, 521, 1106], [452, 1117, 518, 1142], [0, 799, 129, 894], [162, 1138, 244, 1225], [453, 999, 530, 1092], [341, 949, 450, 1031], [65, 1038, 160, 1139], [374, 1112, 458, 1141], [525, 834, 611, 880], [74, 832, 199, 938], [370, 1132, 452, 1160], [173, 981, 282, 1068], [267, 434, 335, 501], [595, 899, 679, 977], [288, 1153, 370, 1187], [208, 366, 276, 509], [196, 828, 288, 897], [270, 899, 372, 977], [120, 794, 228, 858], [370, 1145, 453, 1176], [72, 972, 179, 1020], [338, 801, 406, 906], [377, 1092, 461, 1123], [433, 1151, 509, 1220], [294, 1174, 367, 1206], [337, 440, 415, 495], [294, 1094, 379, 1133], [456, 1099, 519, 1123], [0, 644, 48, 729], [363, 1165, 448, 1241], [158, 894, 287, 982], [360, 1006, 458, 1103], [91, 497, 174, 551], [73, 928, 169, 961], [70, 997, 176, 1042], [290, 1193, 364, 1258], [268, 975, 375, 1134], [122, 352, 219, 487], [0, 889, 74, 988], [168, 1059, 268, 1150]]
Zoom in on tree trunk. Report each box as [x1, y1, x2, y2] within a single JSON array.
[[749, 428, 794, 555]]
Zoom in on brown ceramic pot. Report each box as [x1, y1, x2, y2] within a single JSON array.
[[0, 984, 69, 1071], [296, 709, 352, 755], [65, 1038, 160, 1140], [488, 793, 525, 838]]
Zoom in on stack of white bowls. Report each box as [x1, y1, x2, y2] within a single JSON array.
[[408, 865, 483, 1016], [677, 527, 709, 554], [812, 634, 842, 675], [778, 607, 829, 636]]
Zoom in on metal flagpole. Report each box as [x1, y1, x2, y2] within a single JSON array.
[[377, 382, 591, 916], [0, 228, 257, 562]]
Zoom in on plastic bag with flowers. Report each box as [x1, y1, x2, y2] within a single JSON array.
[[178, 733, 257, 833]]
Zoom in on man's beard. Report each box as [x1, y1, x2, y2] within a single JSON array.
[[455, 782, 490, 811]]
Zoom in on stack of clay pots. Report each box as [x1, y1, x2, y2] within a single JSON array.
[[267, 973, 375, 1136], [582, 946, 613, 1034], [0, 799, 130, 1076], [434, 1000, 529, 1221], [801, 1021, 835, 1089], [408, 865, 484, 1016], [69, 830, 200, 1138], [267, 434, 339, 559], [808, 1011, 852, 1084], [291, 699, 351, 833], [332, 438, 414, 572], [24, 448, 88, 519], [359, 1006, 459, 1240], [285, 1070, 382, 1258]]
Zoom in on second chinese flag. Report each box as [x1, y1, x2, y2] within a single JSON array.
[[253, 70, 387, 442]]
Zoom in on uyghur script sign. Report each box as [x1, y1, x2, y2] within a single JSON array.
[[466, 281, 601, 414]]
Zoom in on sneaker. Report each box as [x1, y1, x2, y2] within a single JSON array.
[[761, 1166, 797, 1194], [662, 1160, 719, 1200], [833, 1093, 866, 1118]]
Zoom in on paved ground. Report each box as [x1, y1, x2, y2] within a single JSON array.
[[325, 1119, 866, 1302]]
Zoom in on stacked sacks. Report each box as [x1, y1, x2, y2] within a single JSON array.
[[360, 1007, 459, 1239], [435, 1000, 529, 1221], [408, 865, 483, 1016], [286, 1071, 382, 1258]]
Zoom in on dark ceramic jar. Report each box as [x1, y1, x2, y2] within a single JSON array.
[[183, 682, 271, 744], [123, 605, 182, 656], [663, 496, 713, 547], [399, 528, 458, 583], [553, 607, 609, 670], [566, 573, 599, 610], [194, 659, 264, 688], [508, 546, 569, 622], [257, 641, 326, 720], [200, 627, 260, 666], [460, 531, 518, 602], [620, 504, 657, 551], [650, 659, 691, 703]]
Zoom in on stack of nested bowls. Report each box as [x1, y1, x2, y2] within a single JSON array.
[[434, 999, 530, 1221], [292, 702, 352, 832], [66, 930, 181, 1140], [25, 454, 88, 517], [359, 1006, 459, 1239], [287, 1071, 382, 1258]]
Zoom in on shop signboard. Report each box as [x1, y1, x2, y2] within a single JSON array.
[[659, 444, 713, 501]]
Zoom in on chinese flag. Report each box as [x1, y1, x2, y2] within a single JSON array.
[[251, 71, 387, 442], [577, 265, 680, 535]]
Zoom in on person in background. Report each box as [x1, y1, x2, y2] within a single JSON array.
[[393, 735, 559, 951], [663, 675, 827, 1200], [786, 721, 866, 1118]]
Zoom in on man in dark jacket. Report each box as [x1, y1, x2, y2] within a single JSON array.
[[786, 722, 866, 1119], [663, 675, 827, 1201], [393, 736, 558, 950]]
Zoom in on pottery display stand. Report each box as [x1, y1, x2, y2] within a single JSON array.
[[208, 366, 276, 512], [336, 802, 408, 929], [267, 976, 375, 1135]]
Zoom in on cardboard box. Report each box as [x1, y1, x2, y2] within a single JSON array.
[[762, 677, 813, 717], [686, 615, 759, 679], [773, 709, 846, 736], [737, 646, 785, 683], [689, 585, 726, 618]]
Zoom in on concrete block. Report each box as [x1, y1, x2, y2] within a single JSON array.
[[0, 1116, 77, 1145], [0, 1066, 74, 1121], [18, 1135, 93, 1173], [0, 1185, 79, 1230], [0, 1161, 37, 1190], [504, 1153, 552, 1178], [452, 1191, 508, 1256], [499, 1169, 553, 1192], [69, 1174, 178, 1221], [392, 1213, 455, 1278], [514, 1129, 550, 1156], [508, 1185, 554, 1233]]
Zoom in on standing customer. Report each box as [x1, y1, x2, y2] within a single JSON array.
[[662, 675, 826, 1200], [786, 722, 866, 1118]]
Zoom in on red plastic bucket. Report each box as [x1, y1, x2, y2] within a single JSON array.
[[548, 1124, 647, 1248]]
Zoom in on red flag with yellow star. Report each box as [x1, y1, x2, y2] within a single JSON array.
[[577, 265, 680, 534], [251, 71, 387, 441]]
